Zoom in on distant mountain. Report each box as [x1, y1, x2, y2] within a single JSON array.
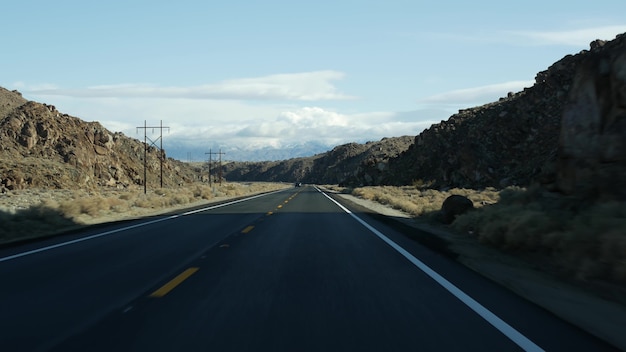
[[165, 140, 333, 162], [223, 136, 415, 185]]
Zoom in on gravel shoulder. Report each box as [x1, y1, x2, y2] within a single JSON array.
[[334, 192, 626, 351]]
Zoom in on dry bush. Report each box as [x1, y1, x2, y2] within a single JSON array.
[[118, 192, 137, 201], [351, 186, 500, 216], [193, 185, 214, 200], [133, 193, 161, 209], [105, 196, 129, 213], [453, 188, 626, 284], [54, 191, 110, 218]]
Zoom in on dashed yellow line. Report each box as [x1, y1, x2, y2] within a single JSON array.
[[241, 225, 255, 234], [149, 267, 199, 298], [267, 211, 273, 215]]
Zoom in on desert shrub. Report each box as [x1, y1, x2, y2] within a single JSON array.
[[77, 196, 106, 216], [412, 178, 434, 189], [154, 189, 168, 197], [118, 192, 135, 201], [170, 192, 192, 206], [453, 189, 626, 283], [58, 199, 81, 217], [351, 187, 375, 201], [351, 186, 502, 217], [133, 194, 160, 209], [392, 199, 421, 214], [193, 185, 214, 200]]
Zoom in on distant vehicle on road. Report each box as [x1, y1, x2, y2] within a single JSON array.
[[294, 182, 302, 187]]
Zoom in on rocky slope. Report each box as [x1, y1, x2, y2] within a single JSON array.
[[378, 49, 577, 189], [380, 35, 626, 197], [0, 88, 200, 191], [223, 136, 415, 185]]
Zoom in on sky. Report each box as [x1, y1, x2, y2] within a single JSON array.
[[3, 0, 626, 161]]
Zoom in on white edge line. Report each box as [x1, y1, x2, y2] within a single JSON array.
[[315, 186, 544, 352], [0, 189, 285, 263]]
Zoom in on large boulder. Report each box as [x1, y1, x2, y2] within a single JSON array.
[[441, 195, 474, 224]]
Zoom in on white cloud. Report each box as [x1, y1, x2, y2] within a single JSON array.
[[508, 25, 626, 47], [19, 71, 355, 101], [16, 82, 432, 160], [418, 80, 533, 106], [415, 25, 626, 49]]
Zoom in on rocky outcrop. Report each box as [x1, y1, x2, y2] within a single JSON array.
[[0, 90, 200, 190], [557, 35, 626, 200], [368, 33, 626, 192]]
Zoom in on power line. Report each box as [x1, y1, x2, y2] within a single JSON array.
[[205, 148, 226, 186], [136, 120, 170, 194]]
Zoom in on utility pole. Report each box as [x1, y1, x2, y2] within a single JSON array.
[[136, 120, 170, 194], [205, 148, 226, 186], [205, 149, 212, 187]]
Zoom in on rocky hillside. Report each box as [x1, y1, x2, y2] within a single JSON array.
[[346, 34, 625, 196], [223, 136, 415, 185], [0, 88, 199, 191], [377, 48, 581, 189]]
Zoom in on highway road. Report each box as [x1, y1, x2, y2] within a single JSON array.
[[0, 186, 619, 351]]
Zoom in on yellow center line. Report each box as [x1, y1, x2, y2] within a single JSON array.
[[267, 211, 273, 215], [241, 225, 255, 234], [149, 267, 199, 298], [277, 205, 283, 208]]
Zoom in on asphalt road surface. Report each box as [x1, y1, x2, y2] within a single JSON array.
[[0, 186, 619, 351]]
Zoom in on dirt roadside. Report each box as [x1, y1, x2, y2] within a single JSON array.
[[332, 192, 626, 351]]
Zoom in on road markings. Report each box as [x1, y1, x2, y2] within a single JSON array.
[[241, 225, 255, 234], [277, 205, 283, 209], [149, 267, 199, 298], [0, 189, 287, 263], [316, 186, 544, 352], [267, 211, 273, 216]]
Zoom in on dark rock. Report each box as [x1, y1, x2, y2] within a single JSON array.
[[440, 195, 474, 224], [557, 35, 626, 200]]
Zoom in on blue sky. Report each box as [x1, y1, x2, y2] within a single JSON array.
[[3, 0, 626, 160]]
